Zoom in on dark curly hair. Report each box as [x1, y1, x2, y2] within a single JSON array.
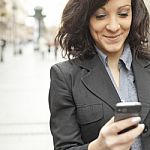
[[55, 0, 150, 59]]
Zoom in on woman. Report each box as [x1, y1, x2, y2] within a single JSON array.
[[49, 0, 150, 149]]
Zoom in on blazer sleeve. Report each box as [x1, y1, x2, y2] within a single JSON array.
[[49, 64, 89, 150]]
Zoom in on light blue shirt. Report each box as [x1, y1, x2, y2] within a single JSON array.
[[95, 44, 142, 150]]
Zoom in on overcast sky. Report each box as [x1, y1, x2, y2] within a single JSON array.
[[22, 0, 68, 27]]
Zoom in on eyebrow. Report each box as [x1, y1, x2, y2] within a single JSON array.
[[118, 5, 131, 9], [100, 4, 131, 11]]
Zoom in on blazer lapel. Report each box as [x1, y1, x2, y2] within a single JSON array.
[[132, 58, 150, 122], [80, 55, 120, 110]]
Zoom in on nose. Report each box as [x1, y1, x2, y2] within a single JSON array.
[[106, 17, 120, 32]]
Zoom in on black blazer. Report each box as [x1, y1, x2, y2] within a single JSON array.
[[49, 54, 150, 150]]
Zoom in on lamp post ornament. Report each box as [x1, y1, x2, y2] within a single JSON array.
[[33, 6, 46, 47]]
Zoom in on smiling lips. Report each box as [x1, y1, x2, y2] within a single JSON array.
[[103, 33, 122, 43]]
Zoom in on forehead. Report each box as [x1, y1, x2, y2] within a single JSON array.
[[105, 0, 131, 7]]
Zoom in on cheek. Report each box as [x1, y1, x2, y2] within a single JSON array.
[[92, 23, 105, 33], [89, 25, 104, 41], [122, 18, 132, 31], [89, 27, 98, 40], [124, 22, 132, 30], [89, 20, 104, 34], [90, 29, 102, 43]]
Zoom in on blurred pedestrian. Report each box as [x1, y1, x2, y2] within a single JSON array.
[[54, 40, 59, 60], [0, 39, 6, 62]]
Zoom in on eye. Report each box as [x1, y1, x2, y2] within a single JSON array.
[[95, 14, 107, 20], [118, 12, 129, 17]]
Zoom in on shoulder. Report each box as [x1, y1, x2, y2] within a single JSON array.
[[50, 59, 84, 90], [51, 59, 80, 75], [50, 54, 98, 80], [135, 56, 150, 68], [50, 58, 84, 83]]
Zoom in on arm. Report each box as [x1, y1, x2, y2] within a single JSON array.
[[49, 64, 88, 150]]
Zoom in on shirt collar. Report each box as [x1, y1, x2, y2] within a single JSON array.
[[120, 44, 132, 70], [95, 43, 132, 71]]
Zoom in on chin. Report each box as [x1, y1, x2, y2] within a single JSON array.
[[104, 43, 124, 53], [106, 49, 121, 54]]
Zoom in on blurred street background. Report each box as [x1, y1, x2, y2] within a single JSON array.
[[0, 0, 149, 150], [0, 0, 67, 149]]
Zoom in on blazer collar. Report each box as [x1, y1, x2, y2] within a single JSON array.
[[80, 54, 150, 121], [132, 58, 150, 122], [80, 54, 120, 110]]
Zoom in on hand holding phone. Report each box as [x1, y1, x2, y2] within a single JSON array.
[[114, 102, 142, 134]]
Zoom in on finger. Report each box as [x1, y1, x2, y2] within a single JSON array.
[[117, 124, 145, 144], [99, 117, 115, 139], [104, 124, 143, 149], [108, 117, 141, 134], [105, 117, 115, 127], [100, 117, 114, 135], [111, 144, 131, 150]]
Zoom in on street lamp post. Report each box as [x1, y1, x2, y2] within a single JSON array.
[[33, 6, 46, 51], [0, 0, 7, 61], [12, 3, 17, 55]]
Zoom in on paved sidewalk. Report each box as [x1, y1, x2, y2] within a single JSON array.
[[0, 43, 66, 150]]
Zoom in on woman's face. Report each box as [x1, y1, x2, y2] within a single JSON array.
[[89, 0, 132, 55]]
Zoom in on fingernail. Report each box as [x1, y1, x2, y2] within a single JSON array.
[[132, 117, 141, 123], [139, 124, 145, 129]]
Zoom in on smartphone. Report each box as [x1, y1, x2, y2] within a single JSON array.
[[114, 102, 142, 134]]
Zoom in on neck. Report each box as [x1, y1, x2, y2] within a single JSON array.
[[107, 50, 122, 69]]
